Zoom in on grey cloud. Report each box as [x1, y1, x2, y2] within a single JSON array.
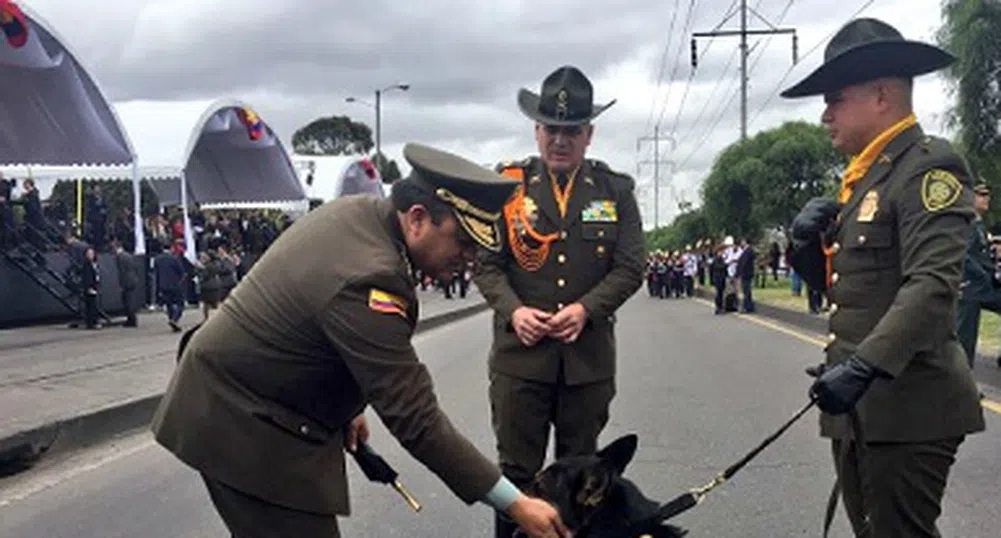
[[23, 0, 947, 227]]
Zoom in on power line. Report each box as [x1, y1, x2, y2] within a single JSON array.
[[692, 0, 799, 140], [748, 0, 877, 128], [672, 45, 740, 150], [665, 0, 759, 153], [644, 0, 684, 135], [654, 0, 708, 129], [677, 73, 744, 171]]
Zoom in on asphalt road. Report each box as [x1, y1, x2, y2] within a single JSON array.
[[1, 295, 998, 538]]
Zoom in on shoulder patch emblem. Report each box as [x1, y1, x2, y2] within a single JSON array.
[[368, 288, 408, 319], [921, 169, 962, 212]]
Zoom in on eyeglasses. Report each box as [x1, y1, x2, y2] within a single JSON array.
[[543, 124, 585, 137]]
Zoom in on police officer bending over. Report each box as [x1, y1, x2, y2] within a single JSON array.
[[784, 18, 985, 538], [151, 143, 570, 538]]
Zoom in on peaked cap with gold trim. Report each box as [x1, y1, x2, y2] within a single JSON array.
[[403, 142, 519, 252]]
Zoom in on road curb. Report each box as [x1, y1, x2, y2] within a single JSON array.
[[0, 299, 491, 472]]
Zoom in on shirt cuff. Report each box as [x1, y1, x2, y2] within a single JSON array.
[[482, 476, 522, 511]]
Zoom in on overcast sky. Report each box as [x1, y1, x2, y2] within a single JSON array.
[[24, 0, 956, 227]]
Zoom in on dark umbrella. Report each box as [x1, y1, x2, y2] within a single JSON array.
[[349, 441, 422, 513]]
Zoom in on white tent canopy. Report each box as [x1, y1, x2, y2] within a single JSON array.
[[2, 98, 309, 260], [290, 154, 386, 202], [0, 2, 145, 251], [112, 98, 307, 260], [0, 2, 132, 166], [113, 98, 306, 206]]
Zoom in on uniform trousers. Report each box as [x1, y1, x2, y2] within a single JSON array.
[[201, 474, 341, 538], [830, 437, 963, 538], [489, 370, 616, 538]]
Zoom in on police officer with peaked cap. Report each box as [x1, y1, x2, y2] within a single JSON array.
[[784, 18, 985, 537], [151, 142, 571, 538], [475, 65, 645, 538]]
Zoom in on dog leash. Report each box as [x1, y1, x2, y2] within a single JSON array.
[[822, 408, 872, 538], [635, 398, 818, 529]]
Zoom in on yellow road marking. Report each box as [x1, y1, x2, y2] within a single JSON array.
[[690, 297, 1001, 416]]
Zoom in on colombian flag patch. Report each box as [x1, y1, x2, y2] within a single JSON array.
[[368, 288, 407, 319]]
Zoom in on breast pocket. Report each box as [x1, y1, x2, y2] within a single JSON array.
[[581, 223, 618, 260], [842, 223, 898, 284]]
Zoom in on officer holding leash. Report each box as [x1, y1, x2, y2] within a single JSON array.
[[784, 18, 985, 538]]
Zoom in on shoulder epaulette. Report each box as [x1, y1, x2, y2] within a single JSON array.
[[589, 159, 635, 188], [494, 157, 533, 173]]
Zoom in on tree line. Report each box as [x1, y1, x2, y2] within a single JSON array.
[[646, 0, 1001, 252]]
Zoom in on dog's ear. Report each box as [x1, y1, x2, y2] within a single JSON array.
[[574, 468, 612, 508], [597, 434, 638, 475]]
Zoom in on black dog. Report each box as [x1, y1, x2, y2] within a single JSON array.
[[521, 434, 688, 538]]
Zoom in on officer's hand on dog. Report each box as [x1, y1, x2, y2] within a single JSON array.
[[507, 494, 572, 538], [512, 307, 553, 347], [808, 355, 891, 415], [547, 303, 587, 343]]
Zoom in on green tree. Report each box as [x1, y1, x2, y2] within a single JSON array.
[[643, 207, 709, 252], [937, 0, 1001, 211], [699, 121, 842, 240], [292, 116, 404, 184], [373, 151, 402, 183], [292, 115, 374, 156]]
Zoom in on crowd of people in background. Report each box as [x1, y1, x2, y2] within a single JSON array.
[[2, 178, 475, 330], [646, 235, 763, 314], [646, 233, 834, 317]]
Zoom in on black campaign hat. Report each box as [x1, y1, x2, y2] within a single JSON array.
[[517, 65, 616, 125], [403, 143, 518, 252], [781, 18, 955, 98]]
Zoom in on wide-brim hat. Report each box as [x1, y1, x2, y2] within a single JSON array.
[[517, 65, 616, 126], [781, 18, 955, 98], [402, 143, 519, 252]]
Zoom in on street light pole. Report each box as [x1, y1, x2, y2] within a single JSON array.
[[372, 83, 409, 174], [375, 89, 382, 165]]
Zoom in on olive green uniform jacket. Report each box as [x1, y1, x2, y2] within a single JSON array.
[[474, 157, 645, 385], [151, 196, 500, 515], [820, 124, 985, 442]]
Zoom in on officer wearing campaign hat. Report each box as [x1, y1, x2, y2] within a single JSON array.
[[478, 65, 645, 538], [784, 18, 985, 537], [151, 143, 570, 538]]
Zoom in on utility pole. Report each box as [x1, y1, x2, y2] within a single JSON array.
[[692, 0, 798, 140], [636, 125, 675, 229]]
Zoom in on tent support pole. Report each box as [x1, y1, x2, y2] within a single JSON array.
[[131, 160, 146, 255], [180, 169, 196, 262]]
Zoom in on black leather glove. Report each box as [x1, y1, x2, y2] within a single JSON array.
[[808, 355, 890, 415], [790, 198, 841, 249], [805, 363, 826, 378]]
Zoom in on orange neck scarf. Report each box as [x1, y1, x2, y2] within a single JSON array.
[[836, 113, 916, 203], [548, 165, 580, 218], [823, 113, 917, 287]]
